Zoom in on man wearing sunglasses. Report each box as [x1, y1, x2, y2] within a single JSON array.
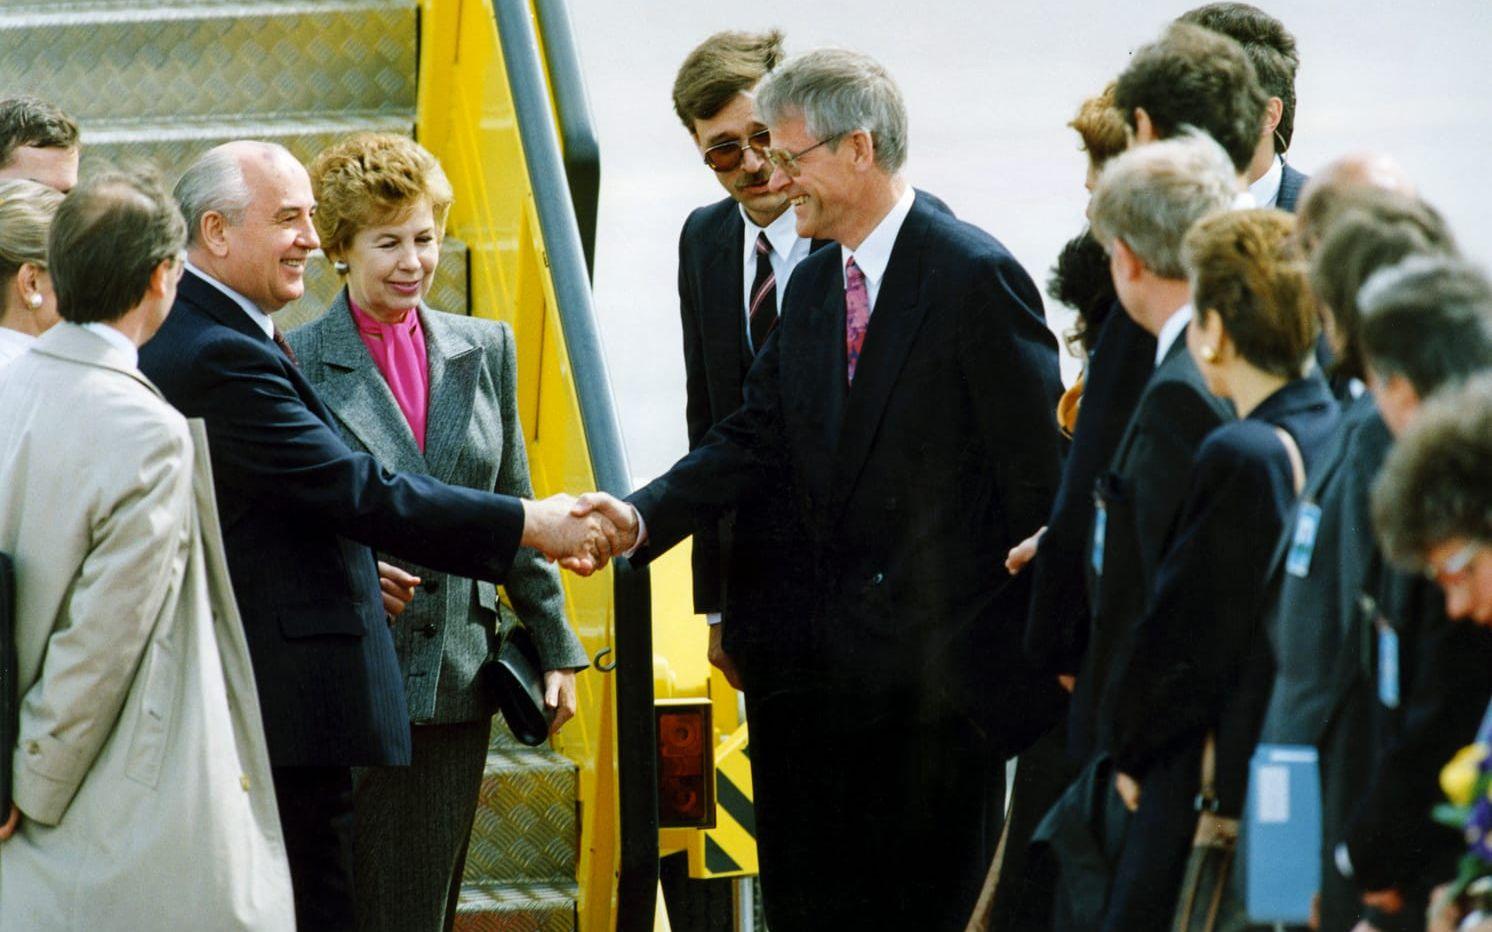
[[667, 30, 834, 922], [586, 47, 1065, 930]]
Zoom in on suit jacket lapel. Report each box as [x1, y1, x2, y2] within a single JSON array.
[[703, 207, 751, 380], [421, 307, 481, 482], [313, 290, 426, 475], [828, 201, 933, 519]]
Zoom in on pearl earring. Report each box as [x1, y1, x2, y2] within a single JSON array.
[[27, 293, 42, 309], [333, 260, 349, 274], [1200, 345, 1218, 363]]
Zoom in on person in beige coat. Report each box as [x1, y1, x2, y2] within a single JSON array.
[[0, 170, 293, 930]]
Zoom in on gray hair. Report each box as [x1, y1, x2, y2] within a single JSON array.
[[1088, 130, 1237, 279], [1359, 255, 1492, 397], [174, 144, 260, 246], [755, 48, 908, 173]]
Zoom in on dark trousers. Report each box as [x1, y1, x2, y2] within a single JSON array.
[[987, 721, 1076, 932], [1102, 742, 1202, 932], [272, 764, 358, 931]]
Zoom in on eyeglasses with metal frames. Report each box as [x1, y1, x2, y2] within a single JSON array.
[[764, 131, 848, 177], [702, 129, 772, 173]]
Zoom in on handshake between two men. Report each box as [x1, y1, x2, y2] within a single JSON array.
[[518, 491, 644, 576]]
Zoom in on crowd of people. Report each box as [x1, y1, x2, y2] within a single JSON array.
[[0, 2, 1490, 931]]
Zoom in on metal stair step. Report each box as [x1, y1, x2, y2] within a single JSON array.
[[0, 1, 416, 124], [463, 748, 578, 886], [279, 238, 472, 333], [79, 111, 414, 186], [453, 880, 577, 932]]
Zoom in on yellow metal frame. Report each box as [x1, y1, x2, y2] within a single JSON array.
[[415, 1, 758, 925]]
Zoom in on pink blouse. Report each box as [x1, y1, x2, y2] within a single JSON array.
[[350, 297, 430, 451]]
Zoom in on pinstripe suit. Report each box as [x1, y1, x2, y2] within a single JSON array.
[[289, 291, 587, 931]]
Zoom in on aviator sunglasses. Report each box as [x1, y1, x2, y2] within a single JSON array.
[[703, 129, 772, 172]]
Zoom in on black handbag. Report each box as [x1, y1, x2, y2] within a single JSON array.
[[1, 552, 16, 812], [486, 610, 554, 747]]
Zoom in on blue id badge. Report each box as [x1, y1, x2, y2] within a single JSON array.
[[1091, 505, 1107, 576], [1378, 622, 1400, 709], [1285, 503, 1321, 578]]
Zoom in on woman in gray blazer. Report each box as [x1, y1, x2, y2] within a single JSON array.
[[289, 133, 588, 932]]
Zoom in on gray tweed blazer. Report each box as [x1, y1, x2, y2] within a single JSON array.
[[288, 291, 588, 724]]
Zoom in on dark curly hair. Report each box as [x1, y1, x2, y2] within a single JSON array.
[[1048, 228, 1116, 355]]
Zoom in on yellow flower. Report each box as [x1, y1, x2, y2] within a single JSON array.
[[1442, 744, 1489, 806]]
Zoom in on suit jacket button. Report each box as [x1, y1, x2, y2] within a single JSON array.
[[870, 572, 884, 586], [419, 623, 438, 637]]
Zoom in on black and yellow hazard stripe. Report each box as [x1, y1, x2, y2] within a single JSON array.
[[689, 724, 760, 878]]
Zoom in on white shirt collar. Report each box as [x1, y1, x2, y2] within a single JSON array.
[[0, 327, 36, 365], [1249, 156, 1285, 209], [80, 321, 139, 369], [741, 203, 802, 262], [841, 184, 916, 305], [1155, 302, 1193, 367], [185, 258, 275, 338]]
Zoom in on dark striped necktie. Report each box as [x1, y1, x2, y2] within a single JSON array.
[[748, 231, 777, 354], [272, 326, 299, 367]]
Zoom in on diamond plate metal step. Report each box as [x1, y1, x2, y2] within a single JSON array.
[[278, 238, 472, 332], [463, 746, 579, 886], [79, 112, 415, 184], [453, 880, 578, 932], [0, 1, 416, 124]]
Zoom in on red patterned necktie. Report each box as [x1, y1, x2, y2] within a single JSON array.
[[748, 231, 777, 354], [844, 256, 870, 384]]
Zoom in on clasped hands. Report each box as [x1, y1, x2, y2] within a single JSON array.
[[520, 492, 641, 576]]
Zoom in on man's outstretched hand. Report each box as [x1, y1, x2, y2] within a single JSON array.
[[569, 492, 641, 558], [521, 493, 635, 575]]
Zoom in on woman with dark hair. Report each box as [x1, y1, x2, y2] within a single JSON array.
[[1105, 209, 1340, 928]]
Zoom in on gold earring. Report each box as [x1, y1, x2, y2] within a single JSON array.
[[1200, 345, 1218, 363]]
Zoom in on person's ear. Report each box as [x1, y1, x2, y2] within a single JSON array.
[[147, 257, 177, 298], [1262, 97, 1284, 137], [1133, 108, 1156, 146], [199, 211, 231, 258], [848, 128, 875, 170], [15, 262, 44, 308], [1111, 239, 1143, 283]]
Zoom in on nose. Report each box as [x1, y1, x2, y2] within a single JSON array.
[[742, 146, 768, 174], [297, 216, 320, 251], [766, 163, 792, 193]]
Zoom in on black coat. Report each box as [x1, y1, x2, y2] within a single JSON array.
[[1071, 330, 1233, 762], [632, 189, 1065, 752], [676, 196, 831, 668], [1025, 308, 1156, 679], [1110, 375, 1341, 811], [139, 270, 525, 767]]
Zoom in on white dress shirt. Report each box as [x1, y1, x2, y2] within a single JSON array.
[[0, 327, 36, 367], [1250, 156, 1285, 209], [185, 259, 275, 337], [741, 205, 812, 353], [80, 321, 140, 369], [841, 184, 917, 311], [1154, 302, 1194, 368]]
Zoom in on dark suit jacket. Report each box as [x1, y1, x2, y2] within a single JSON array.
[[1071, 329, 1233, 762], [139, 270, 526, 767], [1109, 375, 1340, 813], [676, 196, 829, 658], [632, 190, 1066, 755], [1025, 308, 1156, 678], [1277, 161, 1308, 212]]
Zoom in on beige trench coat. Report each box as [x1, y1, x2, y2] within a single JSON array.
[[0, 324, 293, 930]]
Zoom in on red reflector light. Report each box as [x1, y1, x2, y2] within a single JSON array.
[[656, 701, 715, 828]]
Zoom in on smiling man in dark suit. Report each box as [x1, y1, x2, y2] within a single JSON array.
[[581, 48, 1065, 930], [138, 140, 617, 930]]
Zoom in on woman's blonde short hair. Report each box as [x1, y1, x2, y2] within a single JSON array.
[[1183, 208, 1318, 378], [308, 133, 454, 266], [0, 177, 63, 284]]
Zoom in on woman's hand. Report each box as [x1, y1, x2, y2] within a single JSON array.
[[1115, 771, 1142, 812], [1004, 526, 1046, 575], [544, 669, 579, 734], [377, 561, 420, 620]]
